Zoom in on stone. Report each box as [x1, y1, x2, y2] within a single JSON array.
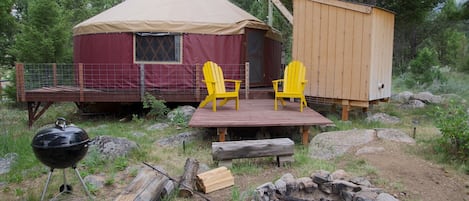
[[147, 123, 169, 131], [255, 182, 277, 201], [84, 174, 105, 189], [376, 193, 399, 201], [167, 105, 196, 122], [412, 91, 442, 104], [355, 146, 385, 155], [89, 135, 138, 159], [309, 129, 376, 160], [353, 189, 378, 201], [350, 177, 373, 188], [366, 113, 400, 124], [155, 131, 200, 147], [274, 179, 287, 195], [331, 169, 349, 180], [376, 128, 416, 144], [400, 100, 425, 109], [0, 153, 17, 175], [312, 170, 333, 184], [391, 91, 413, 103], [332, 180, 361, 194]]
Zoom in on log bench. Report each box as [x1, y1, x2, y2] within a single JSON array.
[[212, 138, 295, 167]]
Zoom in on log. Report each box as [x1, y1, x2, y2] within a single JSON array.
[[178, 158, 199, 198], [212, 138, 294, 160], [212, 138, 295, 167], [196, 166, 234, 193], [115, 165, 169, 201]]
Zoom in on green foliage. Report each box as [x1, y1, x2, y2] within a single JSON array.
[[435, 28, 467, 70], [0, 0, 16, 66], [10, 0, 69, 63], [142, 92, 169, 119], [434, 100, 469, 160], [2, 68, 16, 102], [406, 47, 444, 88]]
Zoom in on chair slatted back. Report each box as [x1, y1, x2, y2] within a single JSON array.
[[203, 61, 226, 94], [283, 60, 306, 93]]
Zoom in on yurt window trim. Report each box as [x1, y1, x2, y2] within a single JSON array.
[[134, 32, 183, 64]]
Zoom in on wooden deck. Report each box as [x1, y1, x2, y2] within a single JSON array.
[[189, 99, 333, 144]]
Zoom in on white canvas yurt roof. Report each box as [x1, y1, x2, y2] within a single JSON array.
[[73, 0, 278, 38]]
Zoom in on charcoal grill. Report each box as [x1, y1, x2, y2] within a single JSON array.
[[32, 118, 92, 200]]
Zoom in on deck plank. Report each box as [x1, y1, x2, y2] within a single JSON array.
[[189, 99, 332, 128]]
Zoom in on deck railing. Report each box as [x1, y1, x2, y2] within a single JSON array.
[[16, 63, 251, 102]]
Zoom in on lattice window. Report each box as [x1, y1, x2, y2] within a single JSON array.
[[135, 32, 181, 62]]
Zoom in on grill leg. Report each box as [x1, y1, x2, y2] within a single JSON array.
[[73, 167, 93, 200], [40, 168, 54, 201]]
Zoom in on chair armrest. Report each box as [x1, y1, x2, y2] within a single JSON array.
[[272, 79, 284, 92], [225, 79, 242, 92]]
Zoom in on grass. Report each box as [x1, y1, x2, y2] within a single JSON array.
[[1, 71, 469, 200]]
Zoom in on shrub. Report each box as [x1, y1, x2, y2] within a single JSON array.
[[434, 100, 469, 160], [407, 47, 445, 88], [142, 92, 169, 119]]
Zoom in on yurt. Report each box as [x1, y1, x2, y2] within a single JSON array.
[[73, 0, 282, 102]]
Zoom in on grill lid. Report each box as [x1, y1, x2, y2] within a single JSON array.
[[32, 118, 89, 149]]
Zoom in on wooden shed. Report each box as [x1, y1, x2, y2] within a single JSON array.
[[292, 0, 394, 120]]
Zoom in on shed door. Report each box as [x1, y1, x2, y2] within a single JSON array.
[[246, 29, 265, 85]]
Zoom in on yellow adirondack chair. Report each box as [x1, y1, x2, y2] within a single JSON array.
[[272, 60, 308, 112], [199, 61, 241, 111]]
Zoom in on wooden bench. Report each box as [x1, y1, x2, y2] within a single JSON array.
[[211, 138, 295, 167]]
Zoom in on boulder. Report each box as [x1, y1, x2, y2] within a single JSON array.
[[89, 136, 138, 159], [366, 113, 400, 124], [375, 128, 415, 144], [167, 105, 196, 123], [411, 91, 442, 104], [392, 91, 413, 103], [309, 129, 376, 160]]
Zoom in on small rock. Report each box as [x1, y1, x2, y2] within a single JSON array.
[[147, 123, 169, 131], [350, 177, 373, 188], [155, 131, 200, 147], [400, 100, 425, 109], [376, 193, 399, 201], [312, 170, 333, 184], [366, 113, 400, 124], [331, 169, 349, 180], [84, 174, 105, 189], [0, 153, 18, 175], [132, 132, 146, 137]]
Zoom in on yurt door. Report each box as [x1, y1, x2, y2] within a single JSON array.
[[246, 29, 265, 85]]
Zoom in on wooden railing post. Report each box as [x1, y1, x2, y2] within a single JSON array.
[[244, 62, 249, 100], [139, 64, 145, 101], [195, 64, 201, 101], [78, 63, 84, 102], [15, 63, 25, 102]]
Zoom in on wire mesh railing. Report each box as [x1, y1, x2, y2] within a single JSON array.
[[17, 63, 249, 102]]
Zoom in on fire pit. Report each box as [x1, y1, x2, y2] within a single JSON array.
[[32, 118, 92, 201]]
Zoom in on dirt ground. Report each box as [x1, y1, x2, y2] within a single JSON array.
[[191, 140, 469, 201]]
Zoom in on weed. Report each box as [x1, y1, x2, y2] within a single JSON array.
[[105, 173, 115, 186], [143, 92, 169, 119], [113, 156, 129, 171]]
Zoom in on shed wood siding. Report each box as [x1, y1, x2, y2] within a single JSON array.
[[293, 0, 394, 102]]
